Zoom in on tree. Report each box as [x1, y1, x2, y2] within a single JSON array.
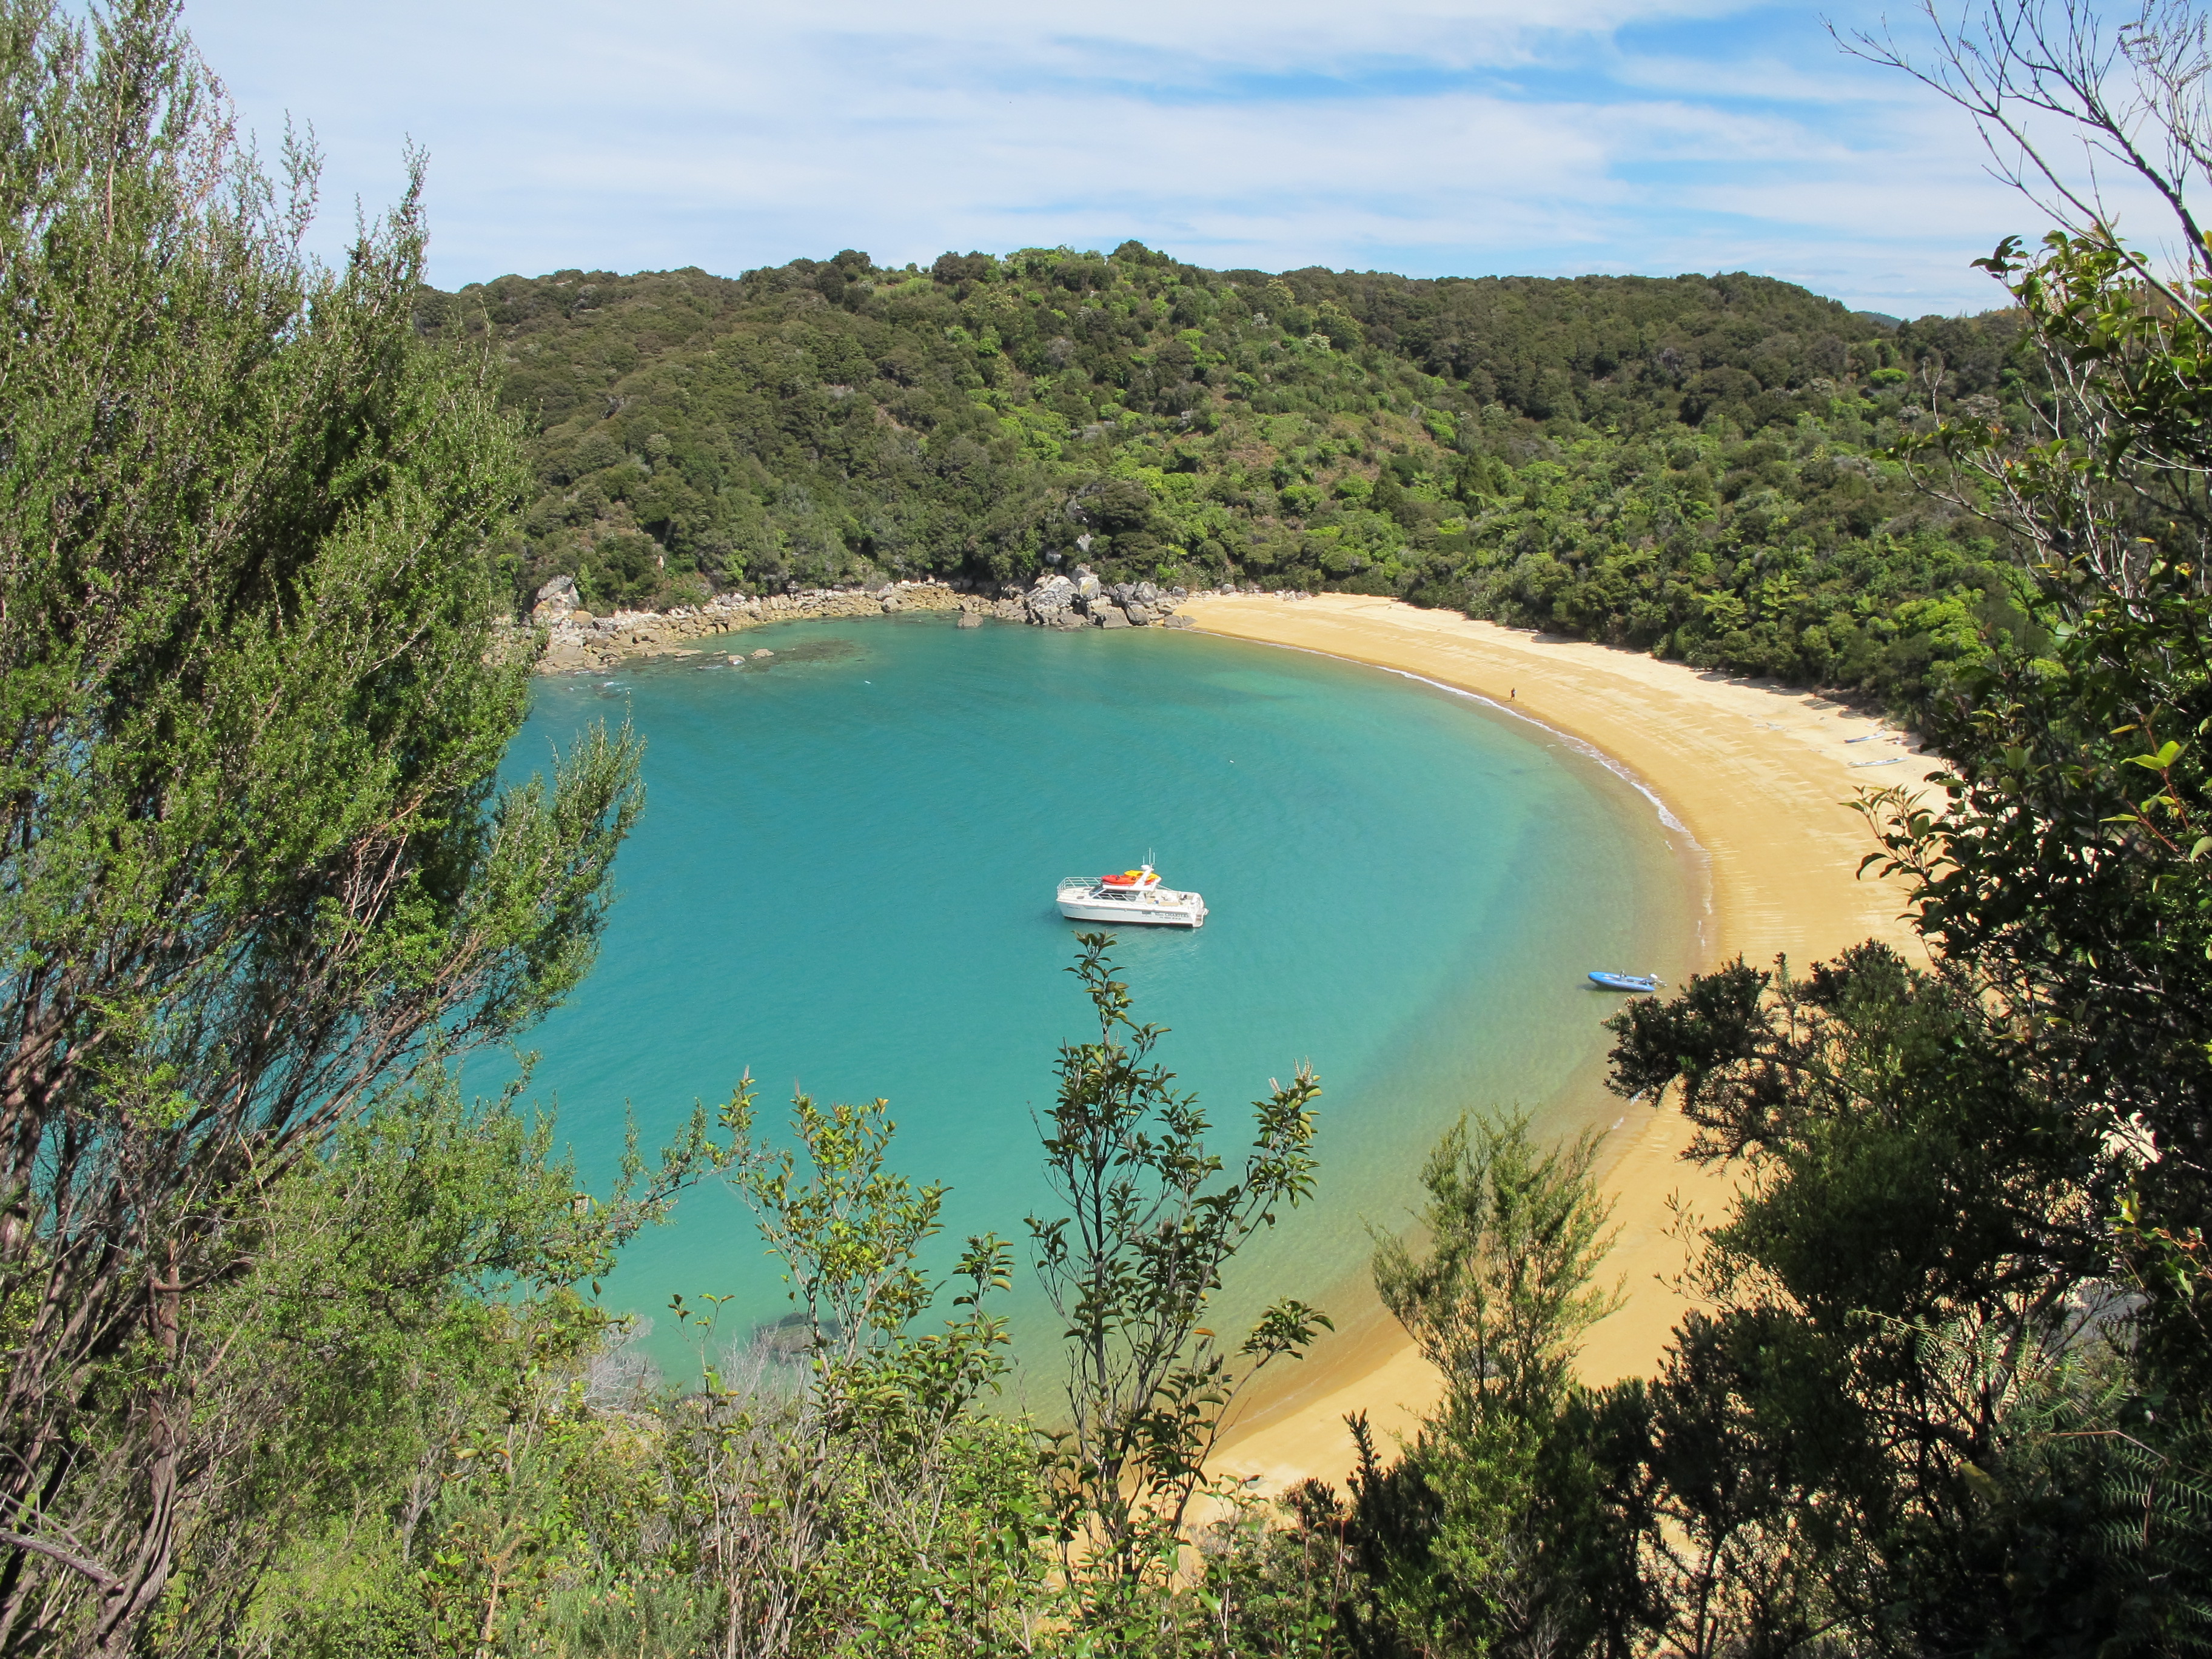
[[1842, 1, 2212, 1375], [0, 2, 642, 1649], [1373, 1112, 1620, 1427], [1296, 1113, 1637, 1659], [672, 1081, 1033, 1659], [1027, 933, 1327, 1603], [1606, 946, 2179, 1651], [1510, 7, 2212, 1640], [127, 1069, 655, 1659], [1825, 10, 2212, 1635]]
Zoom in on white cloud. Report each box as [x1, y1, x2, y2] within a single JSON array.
[[183, 0, 2050, 312]]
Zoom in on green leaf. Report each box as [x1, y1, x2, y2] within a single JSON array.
[[2126, 740, 2185, 770]]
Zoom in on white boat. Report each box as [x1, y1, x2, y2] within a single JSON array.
[[1057, 865, 1208, 928]]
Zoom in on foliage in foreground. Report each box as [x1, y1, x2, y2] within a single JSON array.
[[0, 1, 648, 1650], [157, 943, 1336, 1659]]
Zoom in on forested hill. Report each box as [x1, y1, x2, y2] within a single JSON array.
[[430, 243, 2031, 707]]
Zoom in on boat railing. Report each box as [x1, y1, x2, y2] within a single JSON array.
[[1057, 876, 1200, 904]]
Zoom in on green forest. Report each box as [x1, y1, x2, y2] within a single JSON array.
[[7, 1, 2211, 1657], [438, 246, 2031, 710]]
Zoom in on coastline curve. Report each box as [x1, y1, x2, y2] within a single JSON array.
[[1176, 592, 1942, 1493]]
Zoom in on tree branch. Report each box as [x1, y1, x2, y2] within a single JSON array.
[[0, 1529, 120, 1592]]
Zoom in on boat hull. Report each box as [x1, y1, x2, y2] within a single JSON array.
[[1587, 971, 1658, 993], [1056, 892, 1207, 928]]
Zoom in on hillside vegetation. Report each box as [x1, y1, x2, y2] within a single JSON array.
[[434, 247, 2031, 707]]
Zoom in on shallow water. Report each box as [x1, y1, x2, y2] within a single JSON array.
[[494, 616, 1697, 1383]]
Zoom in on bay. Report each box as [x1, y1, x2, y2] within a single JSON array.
[[494, 615, 1697, 1385]]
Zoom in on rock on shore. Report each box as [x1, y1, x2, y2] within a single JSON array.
[[529, 568, 1307, 672], [535, 580, 970, 674], [1017, 566, 1196, 631]]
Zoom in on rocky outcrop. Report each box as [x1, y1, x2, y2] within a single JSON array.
[[532, 574, 580, 624], [529, 567, 1272, 674], [535, 580, 968, 673], [1017, 565, 1197, 631], [1024, 574, 1080, 628]]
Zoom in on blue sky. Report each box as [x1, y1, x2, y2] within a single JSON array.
[[183, 0, 2051, 314]]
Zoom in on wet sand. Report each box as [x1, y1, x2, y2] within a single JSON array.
[[1182, 593, 1942, 1492]]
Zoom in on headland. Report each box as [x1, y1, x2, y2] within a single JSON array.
[[527, 568, 1202, 674], [532, 580, 971, 674], [1178, 592, 1946, 1492]]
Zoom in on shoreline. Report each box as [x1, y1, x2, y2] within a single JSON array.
[[1179, 593, 1943, 1493], [532, 581, 976, 674], [528, 568, 1203, 674]]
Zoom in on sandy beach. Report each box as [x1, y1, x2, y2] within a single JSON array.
[[1185, 592, 1945, 1493]]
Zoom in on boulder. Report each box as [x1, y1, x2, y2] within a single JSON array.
[[1135, 580, 1160, 603], [751, 648, 775, 658], [1025, 573, 1078, 623], [1074, 565, 1102, 600], [1091, 603, 1132, 628], [535, 573, 580, 609], [956, 612, 984, 628], [1124, 602, 1155, 625], [1162, 614, 1196, 630]]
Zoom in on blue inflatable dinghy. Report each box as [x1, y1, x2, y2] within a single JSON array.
[[1588, 970, 1661, 993]]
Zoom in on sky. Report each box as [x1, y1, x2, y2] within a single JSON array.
[[180, 0, 2070, 316]]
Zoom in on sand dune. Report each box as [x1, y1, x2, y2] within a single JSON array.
[[1178, 592, 1943, 1494]]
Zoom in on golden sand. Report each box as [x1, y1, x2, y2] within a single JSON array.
[[1179, 593, 1944, 1493]]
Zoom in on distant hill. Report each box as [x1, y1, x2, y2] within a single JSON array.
[[427, 245, 2031, 706]]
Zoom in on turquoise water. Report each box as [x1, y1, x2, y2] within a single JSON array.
[[494, 616, 1696, 1388]]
